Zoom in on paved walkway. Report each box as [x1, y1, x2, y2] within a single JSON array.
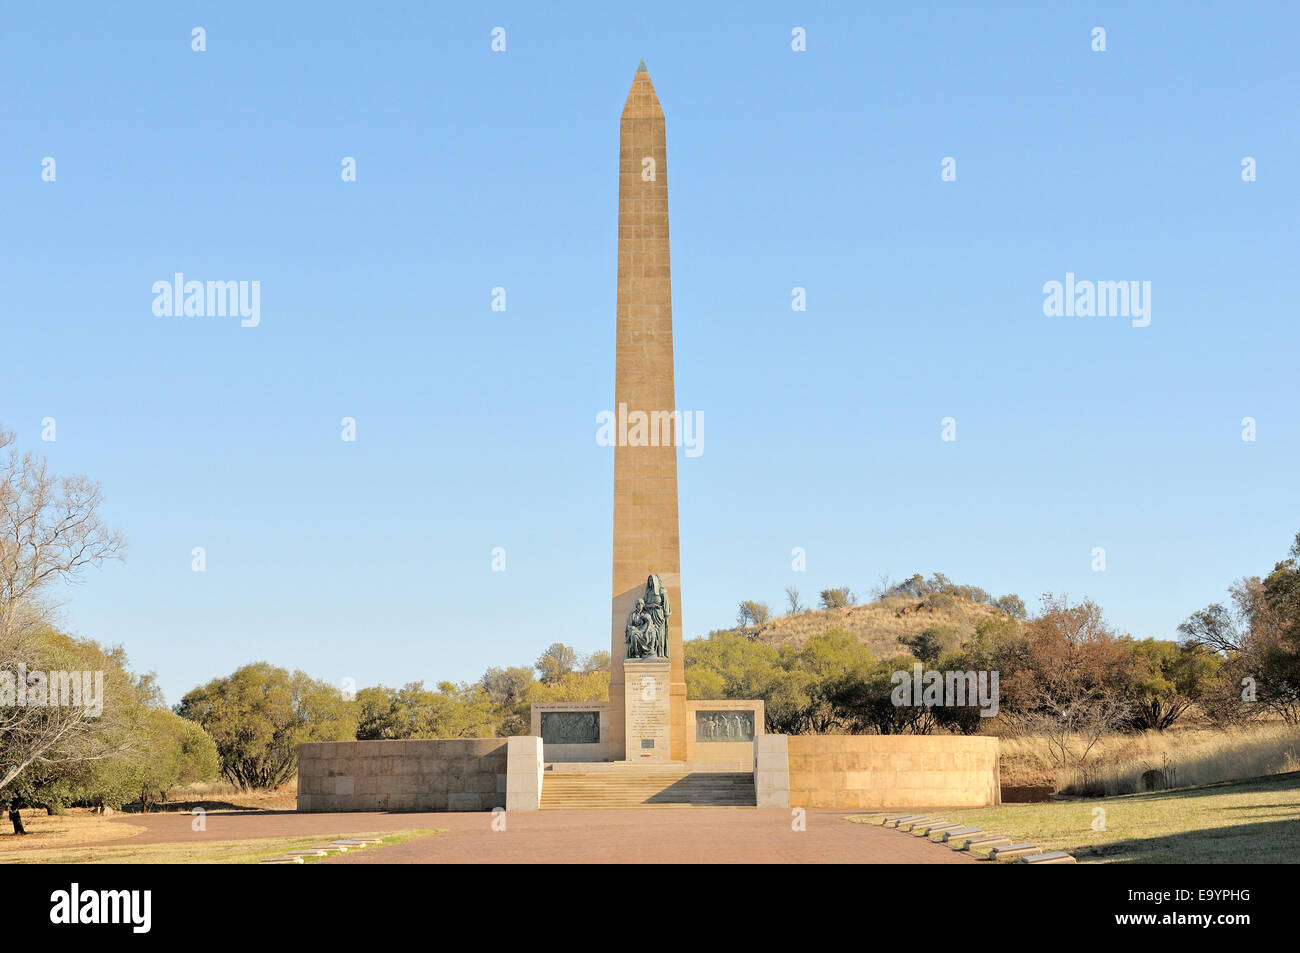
[[102, 808, 975, 863]]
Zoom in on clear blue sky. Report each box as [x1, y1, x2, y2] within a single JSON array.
[[3, 3, 1297, 705]]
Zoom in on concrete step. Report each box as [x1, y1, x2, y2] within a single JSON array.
[[540, 771, 757, 809], [545, 761, 751, 775]]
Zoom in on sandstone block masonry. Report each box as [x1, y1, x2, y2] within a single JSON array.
[[297, 739, 508, 812], [609, 63, 686, 761], [784, 735, 1000, 810]]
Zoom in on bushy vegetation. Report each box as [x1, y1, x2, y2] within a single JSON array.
[[875, 572, 1027, 619], [0, 629, 221, 829], [684, 628, 983, 735], [0, 428, 219, 830], [8, 419, 1300, 808], [176, 663, 357, 790], [689, 589, 1259, 766], [1177, 535, 1300, 726], [818, 587, 855, 610]]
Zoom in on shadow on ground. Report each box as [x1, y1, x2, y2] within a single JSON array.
[[1077, 816, 1300, 863]]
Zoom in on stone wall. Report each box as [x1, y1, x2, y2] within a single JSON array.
[[297, 739, 507, 812], [785, 735, 1000, 809]]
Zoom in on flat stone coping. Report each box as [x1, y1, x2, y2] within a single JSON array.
[[544, 761, 752, 774], [919, 823, 966, 835], [954, 835, 1011, 851], [1018, 851, 1077, 864], [988, 843, 1039, 860]]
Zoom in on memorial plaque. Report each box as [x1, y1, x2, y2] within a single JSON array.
[[540, 710, 601, 745], [623, 660, 670, 759], [695, 709, 754, 742]]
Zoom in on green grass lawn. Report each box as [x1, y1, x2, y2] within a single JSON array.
[[2, 828, 440, 865], [852, 772, 1300, 863]]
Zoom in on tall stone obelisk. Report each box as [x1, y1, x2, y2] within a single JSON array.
[[609, 61, 686, 761]]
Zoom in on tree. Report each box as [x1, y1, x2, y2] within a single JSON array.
[[1125, 639, 1218, 731], [685, 632, 781, 699], [686, 628, 883, 734], [869, 574, 893, 601], [1178, 601, 1247, 656], [924, 591, 956, 610], [479, 666, 534, 706], [0, 427, 125, 637], [1179, 541, 1300, 725], [176, 663, 356, 790], [818, 587, 856, 610], [893, 574, 926, 598], [784, 586, 804, 615], [535, 643, 577, 685], [354, 681, 496, 740], [0, 635, 149, 830], [135, 709, 220, 811], [999, 595, 1146, 768], [0, 427, 126, 798], [684, 633, 788, 728], [169, 714, 221, 789], [1254, 539, 1300, 722], [994, 594, 1027, 620], [736, 600, 771, 627], [520, 668, 610, 731], [899, 626, 959, 663], [835, 657, 939, 735], [780, 630, 877, 732]]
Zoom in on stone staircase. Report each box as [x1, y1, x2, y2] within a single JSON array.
[[540, 763, 756, 809]]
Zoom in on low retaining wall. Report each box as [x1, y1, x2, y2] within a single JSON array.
[[785, 735, 1000, 809], [297, 739, 507, 812]]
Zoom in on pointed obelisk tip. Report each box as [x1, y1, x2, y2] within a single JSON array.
[[636, 58, 647, 73]]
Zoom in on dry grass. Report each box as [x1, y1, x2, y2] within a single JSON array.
[[0, 781, 299, 853], [157, 779, 298, 812], [1058, 723, 1300, 796], [0, 778, 435, 864], [744, 595, 1004, 655], [0, 808, 147, 852], [2, 828, 438, 865], [995, 724, 1300, 793]]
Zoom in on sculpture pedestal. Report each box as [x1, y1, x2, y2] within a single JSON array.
[[622, 660, 671, 761]]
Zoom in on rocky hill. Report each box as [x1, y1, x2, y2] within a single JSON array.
[[724, 594, 1009, 658]]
